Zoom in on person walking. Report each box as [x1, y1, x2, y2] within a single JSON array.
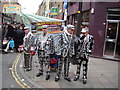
[[73, 27, 94, 84], [3, 23, 15, 53]]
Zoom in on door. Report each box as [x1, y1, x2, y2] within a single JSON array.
[[115, 22, 120, 59], [103, 20, 119, 58]]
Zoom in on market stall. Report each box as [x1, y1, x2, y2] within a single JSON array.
[[19, 13, 64, 34]]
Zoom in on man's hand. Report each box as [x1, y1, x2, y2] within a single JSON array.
[[19, 45, 24, 48]]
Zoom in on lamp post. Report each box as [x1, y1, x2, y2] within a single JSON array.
[[76, 1, 82, 36]]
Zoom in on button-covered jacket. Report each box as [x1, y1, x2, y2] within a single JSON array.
[[76, 34, 94, 59], [55, 32, 75, 57], [23, 32, 35, 52], [36, 33, 54, 56]]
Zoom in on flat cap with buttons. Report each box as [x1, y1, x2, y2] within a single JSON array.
[[24, 26, 30, 30], [81, 27, 89, 33], [67, 25, 75, 30], [42, 25, 48, 29]]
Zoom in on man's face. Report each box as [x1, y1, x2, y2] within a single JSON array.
[[42, 28, 47, 33], [67, 28, 73, 34], [24, 29, 29, 34], [82, 31, 88, 36]]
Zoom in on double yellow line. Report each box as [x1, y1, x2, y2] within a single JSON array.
[[11, 53, 31, 88]]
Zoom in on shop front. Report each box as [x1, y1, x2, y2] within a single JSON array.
[[67, 2, 120, 61]]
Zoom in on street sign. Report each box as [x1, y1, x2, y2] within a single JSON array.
[[63, 0, 67, 9], [51, 7, 58, 15]]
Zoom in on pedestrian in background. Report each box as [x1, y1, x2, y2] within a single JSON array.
[[6, 23, 15, 39], [74, 27, 94, 84], [2, 23, 15, 53], [14, 25, 24, 52]]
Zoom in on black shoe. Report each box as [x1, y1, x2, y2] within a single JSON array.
[[74, 76, 79, 81], [83, 79, 87, 84], [2, 51, 8, 54], [23, 66, 27, 68], [36, 72, 43, 77], [26, 68, 31, 71], [45, 75, 50, 80], [55, 77, 60, 82], [64, 77, 71, 82]]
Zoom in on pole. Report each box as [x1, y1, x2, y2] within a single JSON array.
[[44, 0, 46, 16], [70, 1, 83, 65], [76, 2, 82, 36]]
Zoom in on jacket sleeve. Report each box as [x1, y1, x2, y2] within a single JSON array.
[[88, 35, 94, 54], [45, 34, 54, 54]]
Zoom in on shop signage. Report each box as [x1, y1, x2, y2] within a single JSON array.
[[3, 4, 21, 13], [51, 7, 58, 15]]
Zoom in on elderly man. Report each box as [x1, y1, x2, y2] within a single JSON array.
[[36, 25, 54, 80], [20, 27, 35, 71], [55, 24, 75, 82], [74, 27, 94, 84]]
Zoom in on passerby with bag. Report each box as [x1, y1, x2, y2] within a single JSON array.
[[2, 23, 15, 53]]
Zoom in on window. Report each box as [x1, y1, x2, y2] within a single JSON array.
[[82, 11, 90, 26], [107, 8, 120, 20]]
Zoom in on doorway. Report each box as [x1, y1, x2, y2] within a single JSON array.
[[103, 20, 120, 59]]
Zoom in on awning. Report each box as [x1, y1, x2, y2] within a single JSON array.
[[18, 13, 64, 26]]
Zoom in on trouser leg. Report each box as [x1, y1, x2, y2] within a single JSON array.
[[56, 57, 63, 78], [38, 50, 44, 73], [24, 53, 27, 68], [38, 57, 44, 73], [4, 41, 10, 52], [75, 59, 83, 77], [83, 59, 88, 79], [24, 53, 30, 68], [46, 56, 50, 75], [64, 57, 70, 78], [45, 56, 51, 80], [29, 55, 32, 70]]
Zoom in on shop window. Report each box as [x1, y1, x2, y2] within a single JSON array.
[[82, 11, 90, 26]]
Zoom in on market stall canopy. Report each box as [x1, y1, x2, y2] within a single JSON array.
[[17, 13, 64, 26]]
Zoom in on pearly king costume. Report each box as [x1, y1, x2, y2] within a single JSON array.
[[23, 29, 35, 71], [74, 27, 94, 84], [36, 25, 54, 80], [55, 25, 75, 82]]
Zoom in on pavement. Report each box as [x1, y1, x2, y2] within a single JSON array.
[[17, 53, 119, 88], [2, 52, 21, 88]]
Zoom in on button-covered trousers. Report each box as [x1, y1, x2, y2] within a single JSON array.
[[24, 52, 32, 69], [38, 50, 50, 75], [56, 56, 70, 78], [75, 57, 89, 79]]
